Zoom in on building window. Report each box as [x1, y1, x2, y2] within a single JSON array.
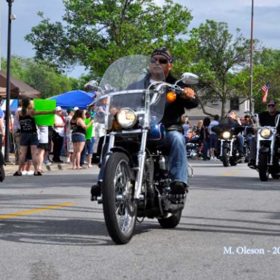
[[244, 99, 250, 112], [230, 97, 239, 111]]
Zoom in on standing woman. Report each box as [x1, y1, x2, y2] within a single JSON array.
[[71, 109, 92, 169], [14, 98, 54, 176]]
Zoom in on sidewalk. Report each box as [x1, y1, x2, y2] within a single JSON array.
[[3, 153, 97, 176]]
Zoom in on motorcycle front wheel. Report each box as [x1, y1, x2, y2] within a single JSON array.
[[221, 148, 230, 167], [102, 152, 137, 244], [258, 152, 269, 181]]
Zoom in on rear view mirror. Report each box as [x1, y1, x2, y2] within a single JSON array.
[[180, 72, 199, 85]]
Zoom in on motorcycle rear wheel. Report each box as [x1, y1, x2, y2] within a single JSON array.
[[0, 165, 5, 182], [102, 152, 137, 244], [269, 160, 280, 179], [258, 153, 269, 181], [229, 157, 237, 166], [158, 210, 182, 228]]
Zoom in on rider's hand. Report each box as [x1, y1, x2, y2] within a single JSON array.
[[110, 107, 119, 115], [182, 87, 196, 99]]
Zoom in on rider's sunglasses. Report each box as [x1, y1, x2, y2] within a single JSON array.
[[150, 57, 169, 64], [267, 104, 275, 107]]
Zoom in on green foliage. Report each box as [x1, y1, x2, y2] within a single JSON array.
[[25, 0, 192, 77], [233, 48, 280, 113], [188, 20, 251, 117], [1, 56, 77, 98], [20, 1, 280, 118]]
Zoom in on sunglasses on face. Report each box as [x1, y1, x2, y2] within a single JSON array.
[[150, 57, 169, 64], [268, 104, 275, 107]]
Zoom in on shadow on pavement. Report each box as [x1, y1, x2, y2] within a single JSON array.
[[0, 217, 113, 246], [190, 175, 280, 191], [177, 214, 280, 237]]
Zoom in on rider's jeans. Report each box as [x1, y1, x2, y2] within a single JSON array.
[[237, 134, 245, 154], [166, 130, 188, 185]]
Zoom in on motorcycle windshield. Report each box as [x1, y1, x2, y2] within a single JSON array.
[[94, 55, 167, 129]]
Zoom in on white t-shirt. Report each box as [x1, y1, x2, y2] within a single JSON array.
[[38, 126, 49, 144], [209, 120, 219, 134], [54, 115, 65, 137]]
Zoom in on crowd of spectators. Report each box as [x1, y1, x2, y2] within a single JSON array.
[[0, 95, 257, 174], [0, 98, 97, 176]]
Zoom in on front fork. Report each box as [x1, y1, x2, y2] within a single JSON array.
[[256, 139, 275, 166], [134, 129, 148, 200], [100, 129, 148, 200], [219, 139, 234, 157]]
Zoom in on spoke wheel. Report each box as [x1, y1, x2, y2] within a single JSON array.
[[102, 152, 136, 244]]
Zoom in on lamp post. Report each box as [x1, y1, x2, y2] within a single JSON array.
[[249, 0, 254, 114], [4, 0, 15, 162]]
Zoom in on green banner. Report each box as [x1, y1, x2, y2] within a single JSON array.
[[85, 118, 93, 140], [34, 99, 56, 126]]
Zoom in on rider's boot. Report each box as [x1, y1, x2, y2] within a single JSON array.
[[170, 181, 189, 195]]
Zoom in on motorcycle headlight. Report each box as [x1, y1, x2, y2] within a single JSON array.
[[260, 127, 272, 139], [116, 108, 137, 129], [222, 131, 231, 139]]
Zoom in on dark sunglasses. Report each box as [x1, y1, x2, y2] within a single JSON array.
[[267, 104, 275, 107], [150, 57, 169, 64]]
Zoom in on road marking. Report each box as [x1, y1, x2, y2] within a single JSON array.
[[0, 202, 75, 220], [223, 170, 239, 176]]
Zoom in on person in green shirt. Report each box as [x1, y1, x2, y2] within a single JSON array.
[[81, 111, 95, 168]]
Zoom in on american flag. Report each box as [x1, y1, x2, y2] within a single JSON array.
[[261, 82, 270, 103]]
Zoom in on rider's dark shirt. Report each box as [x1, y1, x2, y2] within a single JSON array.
[[128, 73, 198, 129], [213, 117, 243, 135], [258, 111, 280, 126]]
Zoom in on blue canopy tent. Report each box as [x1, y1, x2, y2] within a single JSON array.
[[49, 90, 95, 110]]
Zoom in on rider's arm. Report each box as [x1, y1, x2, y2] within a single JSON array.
[[179, 87, 199, 109]]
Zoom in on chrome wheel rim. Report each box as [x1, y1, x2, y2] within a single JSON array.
[[113, 159, 136, 235]]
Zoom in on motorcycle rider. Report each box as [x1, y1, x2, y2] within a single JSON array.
[[91, 47, 198, 198], [248, 99, 280, 168], [242, 114, 255, 157], [208, 114, 220, 159], [227, 110, 244, 156]]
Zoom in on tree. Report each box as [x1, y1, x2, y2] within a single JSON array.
[[187, 20, 251, 117], [1, 56, 76, 98], [25, 0, 193, 77], [254, 48, 280, 110], [232, 48, 280, 113]]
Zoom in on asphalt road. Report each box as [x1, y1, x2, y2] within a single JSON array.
[[0, 161, 280, 280]]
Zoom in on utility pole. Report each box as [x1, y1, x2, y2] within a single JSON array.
[[249, 0, 254, 114], [4, 0, 15, 162]]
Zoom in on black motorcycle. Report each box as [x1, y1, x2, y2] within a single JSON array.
[[254, 114, 280, 181], [214, 125, 244, 167], [243, 125, 254, 163], [186, 135, 200, 159], [91, 55, 198, 244]]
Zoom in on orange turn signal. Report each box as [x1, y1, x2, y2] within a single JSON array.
[[166, 91, 176, 103]]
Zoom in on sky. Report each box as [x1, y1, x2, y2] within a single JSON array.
[[1, 0, 280, 78]]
